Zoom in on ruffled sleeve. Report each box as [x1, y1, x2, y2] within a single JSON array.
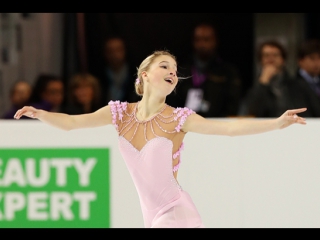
[[173, 107, 195, 133], [108, 100, 128, 132]]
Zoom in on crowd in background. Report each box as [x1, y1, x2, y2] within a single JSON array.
[[2, 22, 320, 119]]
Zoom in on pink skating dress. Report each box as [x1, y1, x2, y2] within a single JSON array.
[[109, 100, 205, 228]]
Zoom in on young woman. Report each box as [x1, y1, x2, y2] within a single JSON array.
[[14, 50, 307, 228]]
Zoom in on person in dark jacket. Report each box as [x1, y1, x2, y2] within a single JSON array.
[[166, 22, 242, 118], [97, 35, 139, 105], [242, 39, 320, 117], [295, 39, 320, 101]]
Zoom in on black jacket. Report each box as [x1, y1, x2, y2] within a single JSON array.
[[244, 70, 320, 117], [295, 69, 320, 100]]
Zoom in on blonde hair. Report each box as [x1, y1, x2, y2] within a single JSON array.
[[135, 50, 178, 96], [68, 72, 101, 105]]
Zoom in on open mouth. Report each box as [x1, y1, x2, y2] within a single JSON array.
[[164, 78, 173, 84]]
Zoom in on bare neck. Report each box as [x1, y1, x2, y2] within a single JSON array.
[[137, 95, 166, 120]]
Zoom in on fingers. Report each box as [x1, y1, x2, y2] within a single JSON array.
[[14, 107, 24, 119], [13, 109, 24, 119], [292, 114, 306, 125], [13, 106, 35, 119], [284, 108, 307, 125], [287, 108, 307, 115], [13, 109, 22, 119]]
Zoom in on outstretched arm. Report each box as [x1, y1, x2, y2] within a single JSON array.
[[13, 105, 112, 131], [182, 108, 307, 136]]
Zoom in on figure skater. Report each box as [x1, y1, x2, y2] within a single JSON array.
[[14, 50, 307, 228]]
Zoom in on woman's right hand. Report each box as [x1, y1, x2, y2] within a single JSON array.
[[14, 106, 41, 119]]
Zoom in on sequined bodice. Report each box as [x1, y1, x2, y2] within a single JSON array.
[[109, 100, 195, 212]]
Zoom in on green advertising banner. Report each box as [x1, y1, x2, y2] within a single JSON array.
[[0, 148, 110, 228]]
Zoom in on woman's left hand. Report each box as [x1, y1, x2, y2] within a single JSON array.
[[277, 108, 307, 129]]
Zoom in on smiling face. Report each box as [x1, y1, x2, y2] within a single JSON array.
[[142, 55, 178, 97]]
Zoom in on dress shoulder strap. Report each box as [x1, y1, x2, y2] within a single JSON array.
[[173, 107, 195, 132], [108, 100, 128, 132]]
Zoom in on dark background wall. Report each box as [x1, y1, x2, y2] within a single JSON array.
[[305, 13, 320, 39], [1, 13, 315, 116], [84, 13, 254, 98]]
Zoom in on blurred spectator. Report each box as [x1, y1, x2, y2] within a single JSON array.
[[64, 72, 102, 114], [2, 80, 32, 119], [242, 40, 320, 117], [166, 22, 242, 117], [98, 35, 138, 104], [29, 74, 65, 112], [296, 39, 320, 100]]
